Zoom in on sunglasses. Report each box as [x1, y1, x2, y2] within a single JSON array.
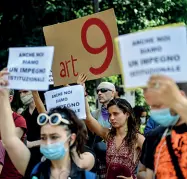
[[97, 88, 112, 94], [37, 113, 70, 126]]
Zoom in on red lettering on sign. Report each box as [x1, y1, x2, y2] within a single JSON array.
[[81, 18, 113, 75], [71, 55, 78, 77], [60, 62, 66, 77], [60, 55, 78, 78], [65, 60, 71, 77]]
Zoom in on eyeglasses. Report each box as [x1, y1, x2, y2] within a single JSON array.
[[97, 88, 112, 94], [37, 113, 70, 126]]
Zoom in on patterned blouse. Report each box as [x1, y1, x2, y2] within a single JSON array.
[[106, 135, 141, 179]]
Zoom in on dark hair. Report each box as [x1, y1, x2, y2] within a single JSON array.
[[177, 83, 187, 95], [133, 106, 146, 129], [47, 107, 87, 156], [107, 98, 137, 148], [115, 85, 125, 97], [9, 89, 14, 96]]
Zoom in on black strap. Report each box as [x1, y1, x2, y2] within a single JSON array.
[[166, 134, 185, 179]]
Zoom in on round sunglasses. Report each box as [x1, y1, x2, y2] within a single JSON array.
[[37, 113, 70, 126]]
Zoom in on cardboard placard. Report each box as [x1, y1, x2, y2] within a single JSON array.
[[116, 25, 187, 89], [7, 47, 54, 91], [43, 9, 120, 86], [44, 85, 86, 119]]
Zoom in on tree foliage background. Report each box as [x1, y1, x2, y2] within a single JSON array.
[[0, 0, 187, 110]]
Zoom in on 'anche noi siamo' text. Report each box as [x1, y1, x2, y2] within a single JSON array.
[[128, 35, 181, 77], [52, 90, 81, 114], [8, 52, 46, 82]]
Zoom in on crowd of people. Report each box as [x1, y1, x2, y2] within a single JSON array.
[[0, 69, 186, 179]]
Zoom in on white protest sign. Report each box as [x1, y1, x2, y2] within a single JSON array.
[[124, 91, 135, 108], [44, 85, 86, 119], [7, 47, 54, 91], [117, 25, 187, 89], [49, 70, 54, 85]]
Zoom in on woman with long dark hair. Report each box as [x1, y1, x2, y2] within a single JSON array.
[[78, 74, 145, 179]]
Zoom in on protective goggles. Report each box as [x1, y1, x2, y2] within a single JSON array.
[[37, 113, 70, 126], [97, 88, 112, 94]]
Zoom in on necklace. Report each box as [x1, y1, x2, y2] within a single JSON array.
[[50, 168, 70, 179]]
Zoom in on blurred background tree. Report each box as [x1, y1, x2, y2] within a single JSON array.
[[0, 0, 187, 110]]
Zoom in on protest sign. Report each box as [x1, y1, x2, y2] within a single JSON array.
[[44, 85, 86, 119], [124, 91, 135, 108], [49, 70, 54, 85], [7, 46, 54, 91], [43, 9, 120, 86], [116, 25, 187, 89]]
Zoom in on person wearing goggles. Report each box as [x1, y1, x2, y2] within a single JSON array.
[[0, 69, 96, 179]]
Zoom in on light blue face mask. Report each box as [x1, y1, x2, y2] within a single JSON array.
[[150, 108, 180, 127], [40, 136, 70, 160]]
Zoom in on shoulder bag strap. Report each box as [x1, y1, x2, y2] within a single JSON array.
[[166, 134, 185, 179]]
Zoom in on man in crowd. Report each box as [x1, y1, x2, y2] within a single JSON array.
[[0, 89, 27, 178], [92, 82, 116, 128], [140, 75, 187, 179]]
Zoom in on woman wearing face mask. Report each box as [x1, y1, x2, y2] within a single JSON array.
[[19, 90, 43, 173], [133, 106, 148, 134], [30, 89, 95, 172], [79, 73, 145, 179], [0, 70, 96, 179], [20, 91, 34, 106]]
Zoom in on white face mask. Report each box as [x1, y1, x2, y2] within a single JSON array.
[[21, 92, 33, 105], [140, 117, 146, 124]]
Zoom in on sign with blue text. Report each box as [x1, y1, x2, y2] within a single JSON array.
[[117, 25, 187, 89], [7, 46, 54, 90], [44, 85, 86, 119]]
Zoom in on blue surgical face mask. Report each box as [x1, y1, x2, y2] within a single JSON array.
[[40, 136, 70, 160], [150, 108, 180, 127]]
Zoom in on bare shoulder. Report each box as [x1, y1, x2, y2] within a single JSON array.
[[137, 133, 145, 149]]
